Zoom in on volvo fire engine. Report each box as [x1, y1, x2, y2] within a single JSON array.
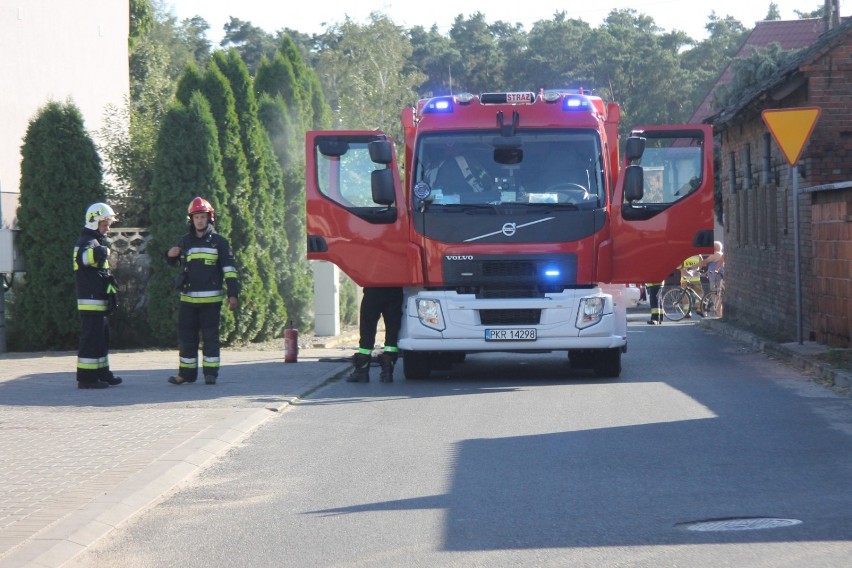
[[306, 90, 713, 379]]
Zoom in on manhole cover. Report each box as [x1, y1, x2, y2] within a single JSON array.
[[679, 517, 803, 532]]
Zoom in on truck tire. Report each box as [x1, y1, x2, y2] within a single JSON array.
[[402, 351, 431, 380], [593, 348, 621, 378]]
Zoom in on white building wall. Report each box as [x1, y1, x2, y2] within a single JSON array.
[[0, 0, 129, 228]]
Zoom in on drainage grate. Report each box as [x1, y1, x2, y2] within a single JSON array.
[[678, 517, 803, 532]]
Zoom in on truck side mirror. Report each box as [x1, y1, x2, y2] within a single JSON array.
[[368, 140, 393, 165], [371, 169, 396, 205], [624, 136, 646, 162], [623, 165, 644, 202]]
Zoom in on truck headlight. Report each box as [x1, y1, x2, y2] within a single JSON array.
[[416, 298, 445, 331], [576, 296, 605, 329]]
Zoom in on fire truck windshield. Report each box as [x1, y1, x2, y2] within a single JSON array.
[[414, 130, 603, 209]]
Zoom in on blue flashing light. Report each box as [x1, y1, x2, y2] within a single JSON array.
[[423, 96, 455, 114], [544, 268, 561, 278], [562, 95, 593, 111]]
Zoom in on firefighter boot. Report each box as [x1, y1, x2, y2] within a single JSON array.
[[346, 353, 371, 382], [379, 352, 397, 383]]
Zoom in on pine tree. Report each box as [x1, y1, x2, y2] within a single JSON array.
[[12, 101, 104, 351], [146, 93, 230, 344]]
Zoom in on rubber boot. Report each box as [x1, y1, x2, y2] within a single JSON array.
[[647, 312, 663, 325], [346, 353, 371, 382], [379, 352, 396, 383]]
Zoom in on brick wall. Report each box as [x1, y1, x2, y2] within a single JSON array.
[[718, 30, 852, 347], [810, 190, 851, 347]]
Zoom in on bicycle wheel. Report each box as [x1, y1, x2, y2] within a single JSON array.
[[701, 290, 720, 318], [662, 287, 692, 321]]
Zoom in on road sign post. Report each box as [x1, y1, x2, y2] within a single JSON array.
[[761, 107, 821, 345]]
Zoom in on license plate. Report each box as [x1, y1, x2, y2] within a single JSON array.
[[484, 328, 537, 341]]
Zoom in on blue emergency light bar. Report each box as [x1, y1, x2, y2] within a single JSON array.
[[422, 97, 454, 114], [562, 94, 594, 111], [420, 92, 595, 114]]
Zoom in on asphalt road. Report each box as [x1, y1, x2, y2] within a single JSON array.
[[67, 313, 852, 568]]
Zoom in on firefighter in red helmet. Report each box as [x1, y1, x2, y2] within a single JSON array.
[[165, 197, 239, 385]]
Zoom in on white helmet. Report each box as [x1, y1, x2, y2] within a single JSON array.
[[84, 202, 117, 230]]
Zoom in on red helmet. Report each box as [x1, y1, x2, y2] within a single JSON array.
[[187, 197, 215, 223]]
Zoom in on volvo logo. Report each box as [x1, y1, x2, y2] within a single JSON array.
[[445, 255, 474, 261], [464, 217, 556, 243]]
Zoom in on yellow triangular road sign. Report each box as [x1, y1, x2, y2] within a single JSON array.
[[762, 107, 821, 166]]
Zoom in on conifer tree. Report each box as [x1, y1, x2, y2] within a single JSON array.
[[255, 34, 333, 331], [12, 101, 104, 350], [146, 93, 231, 344], [213, 49, 287, 341], [257, 94, 312, 329], [174, 61, 205, 107]]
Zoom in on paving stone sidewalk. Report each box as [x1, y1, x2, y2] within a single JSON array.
[[0, 341, 356, 568]]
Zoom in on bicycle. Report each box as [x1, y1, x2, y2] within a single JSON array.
[[661, 270, 722, 321]]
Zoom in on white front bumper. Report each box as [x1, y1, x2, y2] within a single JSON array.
[[397, 289, 627, 352]]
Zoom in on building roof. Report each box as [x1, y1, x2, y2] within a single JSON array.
[[689, 19, 825, 125], [708, 18, 852, 126]]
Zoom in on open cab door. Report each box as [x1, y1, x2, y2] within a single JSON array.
[[608, 125, 715, 283], [305, 131, 420, 287]]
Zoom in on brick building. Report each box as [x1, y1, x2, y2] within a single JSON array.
[[707, 19, 852, 347]]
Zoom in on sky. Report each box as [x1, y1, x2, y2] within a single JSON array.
[[167, 0, 849, 45]]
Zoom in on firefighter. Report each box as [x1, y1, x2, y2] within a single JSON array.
[[645, 281, 664, 325], [347, 287, 403, 383], [74, 202, 122, 389], [679, 254, 704, 316], [165, 197, 239, 385]]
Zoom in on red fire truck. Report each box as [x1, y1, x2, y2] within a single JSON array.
[[306, 90, 713, 379]]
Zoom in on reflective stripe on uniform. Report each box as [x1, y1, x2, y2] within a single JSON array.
[[77, 356, 108, 370], [186, 247, 218, 262], [180, 290, 224, 303], [78, 299, 109, 311]]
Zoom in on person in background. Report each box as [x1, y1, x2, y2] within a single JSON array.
[[698, 241, 725, 316], [698, 241, 725, 286], [679, 254, 705, 316], [165, 197, 239, 385], [347, 287, 403, 383], [74, 203, 122, 389]]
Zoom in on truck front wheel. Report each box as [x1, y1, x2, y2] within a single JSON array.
[[402, 351, 431, 380]]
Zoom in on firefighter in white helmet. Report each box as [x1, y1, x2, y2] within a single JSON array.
[[73, 202, 122, 389]]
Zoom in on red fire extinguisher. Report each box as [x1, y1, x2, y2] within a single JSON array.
[[284, 320, 298, 363]]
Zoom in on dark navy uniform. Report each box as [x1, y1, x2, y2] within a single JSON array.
[[167, 224, 239, 383], [74, 220, 119, 387]]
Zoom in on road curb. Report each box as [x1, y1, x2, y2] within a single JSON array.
[[700, 318, 852, 394]]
